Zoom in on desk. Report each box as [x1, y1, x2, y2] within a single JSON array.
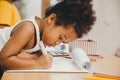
[[1, 53, 120, 80]]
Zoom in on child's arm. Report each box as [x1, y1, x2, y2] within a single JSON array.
[[0, 53, 52, 69], [17, 50, 53, 69], [0, 22, 53, 69]]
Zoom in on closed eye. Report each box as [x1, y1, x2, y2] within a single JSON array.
[[59, 35, 68, 43], [59, 35, 63, 40]]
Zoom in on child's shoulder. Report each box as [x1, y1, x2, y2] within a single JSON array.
[[12, 16, 40, 34], [11, 21, 35, 36]]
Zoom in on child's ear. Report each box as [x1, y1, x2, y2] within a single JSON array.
[[48, 13, 57, 24]]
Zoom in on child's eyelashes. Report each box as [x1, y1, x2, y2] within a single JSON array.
[[59, 35, 63, 40], [58, 35, 68, 43]]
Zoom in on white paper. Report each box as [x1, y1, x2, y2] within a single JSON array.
[[7, 48, 91, 73], [7, 57, 88, 73]]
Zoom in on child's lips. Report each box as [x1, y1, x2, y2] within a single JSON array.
[[48, 45, 52, 47], [47, 42, 56, 47], [48, 44, 53, 47]]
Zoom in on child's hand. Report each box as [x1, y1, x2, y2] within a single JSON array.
[[37, 54, 53, 69], [18, 50, 53, 69]]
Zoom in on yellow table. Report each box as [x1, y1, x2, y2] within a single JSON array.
[[1, 53, 120, 80]]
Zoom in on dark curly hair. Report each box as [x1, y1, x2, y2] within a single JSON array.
[[45, 0, 96, 38]]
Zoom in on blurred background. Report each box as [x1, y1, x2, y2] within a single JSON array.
[[14, 0, 120, 54]]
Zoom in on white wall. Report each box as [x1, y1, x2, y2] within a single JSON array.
[[19, 0, 42, 19], [85, 0, 120, 54], [50, 0, 58, 6], [26, 0, 42, 18]]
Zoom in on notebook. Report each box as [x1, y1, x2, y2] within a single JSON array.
[[7, 57, 89, 73]]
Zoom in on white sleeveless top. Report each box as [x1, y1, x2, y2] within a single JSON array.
[[0, 16, 41, 53]]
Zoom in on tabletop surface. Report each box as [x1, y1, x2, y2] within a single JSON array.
[[1, 53, 120, 80]]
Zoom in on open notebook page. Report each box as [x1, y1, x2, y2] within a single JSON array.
[[7, 57, 88, 73]]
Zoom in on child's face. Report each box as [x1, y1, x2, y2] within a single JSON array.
[[42, 25, 77, 47]]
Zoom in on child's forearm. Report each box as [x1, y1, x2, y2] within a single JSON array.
[[0, 50, 52, 70], [0, 56, 40, 69], [0, 53, 53, 70]]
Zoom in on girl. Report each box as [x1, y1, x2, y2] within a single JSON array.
[[0, 0, 96, 70]]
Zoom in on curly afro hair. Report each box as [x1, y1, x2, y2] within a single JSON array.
[[45, 0, 96, 38]]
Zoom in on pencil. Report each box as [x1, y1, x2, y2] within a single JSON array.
[[84, 76, 117, 80], [93, 73, 120, 80], [39, 41, 48, 55]]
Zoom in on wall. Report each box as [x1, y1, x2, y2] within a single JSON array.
[[85, 0, 120, 54], [17, 0, 42, 19], [25, 0, 41, 18]]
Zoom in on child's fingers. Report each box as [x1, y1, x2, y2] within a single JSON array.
[[44, 54, 53, 61], [37, 54, 53, 69]]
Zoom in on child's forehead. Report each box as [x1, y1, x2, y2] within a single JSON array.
[[59, 25, 76, 33], [61, 27, 77, 40], [53, 25, 77, 38]]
